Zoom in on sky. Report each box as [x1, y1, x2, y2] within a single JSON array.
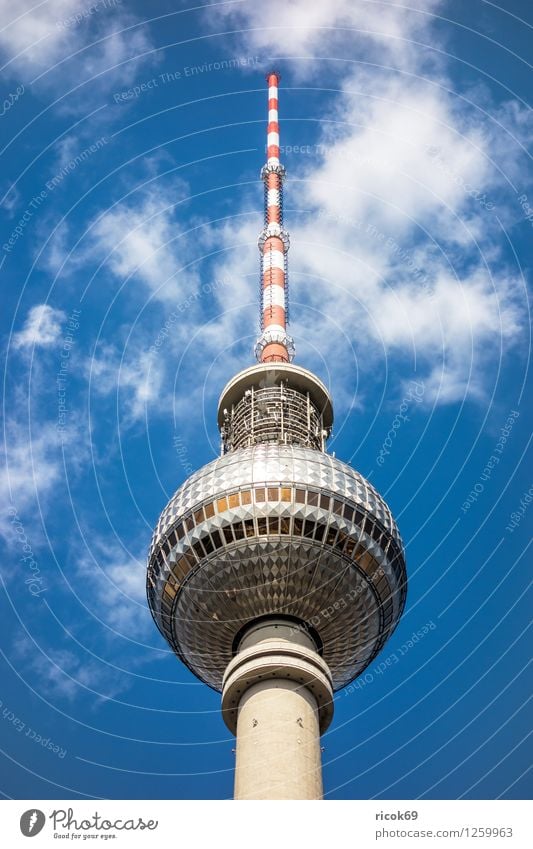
[[0, 0, 531, 801]]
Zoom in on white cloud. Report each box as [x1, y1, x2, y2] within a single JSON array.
[[1, 423, 62, 542], [75, 0, 528, 418], [12, 637, 130, 703], [0, 0, 81, 69], [12, 303, 65, 348], [88, 186, 194, 302], [281, 211, 523, 405], [305, 76, 490, 233], [2, 305, 90, 543], [371, 271, 520, 353], [0, 182, 21, 216], [1, 423, 58, 497], [89, 343, 167, 425], [198, 0, 529, 409], [83, 187, 259, 427], [209, 0, 442, 71], [0, 414, 90, 544], [74, 537, 149, 635], [73, 20, 156, 93], [0, 0, 157, 104]]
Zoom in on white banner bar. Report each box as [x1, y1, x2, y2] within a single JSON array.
[[1, 800, 530, 848]]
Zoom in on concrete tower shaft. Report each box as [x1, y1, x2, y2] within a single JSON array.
[[222, 620, 333, 799]]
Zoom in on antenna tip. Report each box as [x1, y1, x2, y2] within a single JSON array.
[[266, 70, 281, 83]]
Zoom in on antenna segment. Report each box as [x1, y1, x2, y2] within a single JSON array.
[[255, 72, 295, 364]]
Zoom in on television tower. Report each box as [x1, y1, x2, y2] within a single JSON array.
[[147, 72, 407, 800]]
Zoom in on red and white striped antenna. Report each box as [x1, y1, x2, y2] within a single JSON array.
[[255, 71, 295, 363]]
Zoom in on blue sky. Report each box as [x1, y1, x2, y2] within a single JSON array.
[[0, 0, 531, 800]]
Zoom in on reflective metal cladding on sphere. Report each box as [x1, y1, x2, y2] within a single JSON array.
[[147, 440, 407, 691]]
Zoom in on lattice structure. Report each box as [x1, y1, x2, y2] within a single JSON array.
[[221, 383, 325, 451], [217, 363, 332, 454]]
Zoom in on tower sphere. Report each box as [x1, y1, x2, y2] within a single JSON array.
[[147, 361, 407, 693]]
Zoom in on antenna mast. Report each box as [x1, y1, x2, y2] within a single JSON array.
[[255, 71, 294, 363]]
